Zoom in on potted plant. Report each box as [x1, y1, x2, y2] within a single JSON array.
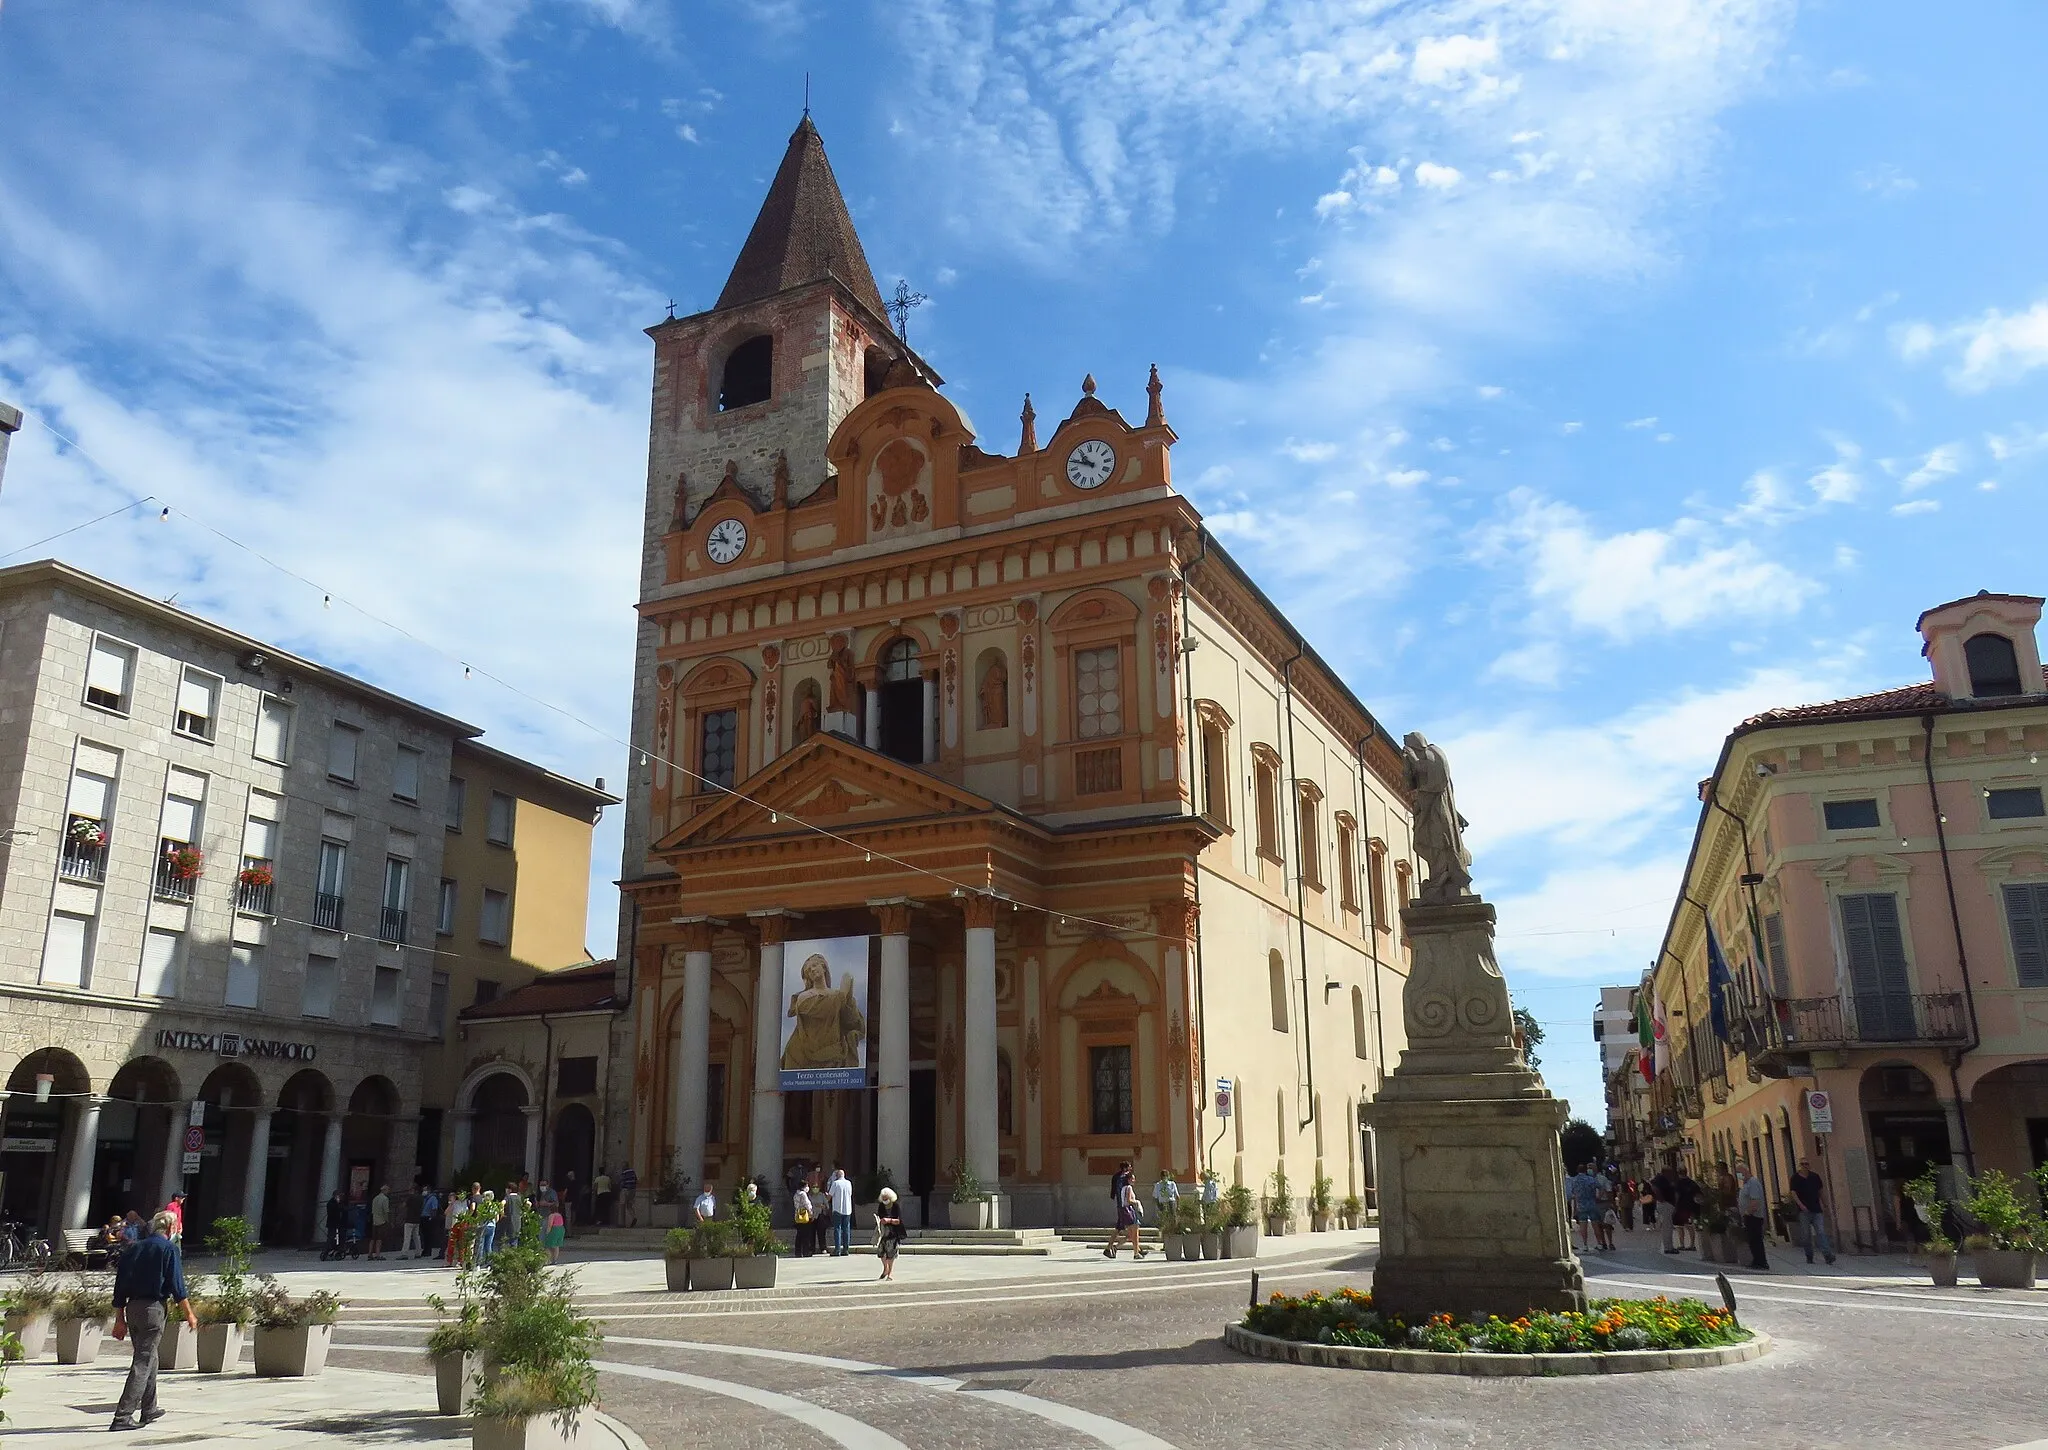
[[471, 1204, 600, 1450], [685, 1219, 736, 1291], [1339, 1193, 1364, 1231], [161, 1272, 207, 1371], [947, 1160, 986, 1230], [1309, 1174, 1336, 1233], [167, 844, 205, 880], [1263, 1166, 1294, 1237], [1904, 1169, 1957, 1286], [1156, 1196, 1186, 1260], [426, 1264, 486, 1413], [660, 1226, 695, 1292], [731, 1192, 783, 1289], [1694, 1187, 1731, 1263], [195, 1215, 256, 1372], [237, 862, 274, 888], [646, 1150, 690, 1229], [250, 1277, 342, 1377], [1220, 1182, 1259, 1259], [69, 816, 106, 846], [53, 1280, 114, 1364], [1198, 1185, 1224, 1261], [1965, 1169, 2042, 1289], [3, 1273, 58, 1359]]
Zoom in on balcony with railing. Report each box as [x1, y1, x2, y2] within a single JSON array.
[[1761, 992, 1970, 1055], [154, 839, 200, 901], [60, 816, 109, 883], [379, 906, 409, 944], [235, 857, 275, 916], [313, 892, 345, 932]]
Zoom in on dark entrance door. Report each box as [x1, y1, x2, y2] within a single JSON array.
[[1868, 1111, 1950, 1240], [909, 1068, 937, 1222], [879, 679, 923, 763]]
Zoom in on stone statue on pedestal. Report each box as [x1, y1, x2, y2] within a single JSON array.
[[1364, 732, 1585, 1323]]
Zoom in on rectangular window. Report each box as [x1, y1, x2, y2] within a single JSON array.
[[381, 856, 411, 943], [2002, 883, 2048, 989], [1823, 798, 1880, 831], [174, 667, 221, 740], [1367, 842, 1389, 930], [479, 887, 510, 945], [63, 750, 118, 883], [40, 911, 94, 989], [393, 746, 422, 803], [1839, 892, 1914, 1039], [1200, 720, 1230, 825], [699, 711, 737, 792], [473, 978, 499, 1006], [1074, 645, 1122, 739], [437, 878, 457, 935], [1089, 1043, 1134, 1135], [1254, 762, 1280, 858], [1299, 793, 1323, 888], [138, 928, 182, 999], [705, 1063, 726, 1143], [254, 695, 293, 762], [1763, 912, 1789, 997], [315, 838, 347, 930], [1338, 825, 1358, 911], [84, 636, 136, 713], [486, 790, 515, 845], [557, 1056, 599, 1097], [327, 722, 360, 783], [446, 776, 466, 831], [370, 965, 402, 1027], [160, 768, 206, 844], [226, 944, 262, 1009], [428, 971, 450, 1041], [1988, 786, 2046, 820], [302, 955, 338, 1018]]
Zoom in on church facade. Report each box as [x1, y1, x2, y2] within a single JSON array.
[[618, 119, 1418, 1226]]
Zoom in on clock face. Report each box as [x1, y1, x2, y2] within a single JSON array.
[[1065, 438, 1117, 490], [705, 517, 748, 565]]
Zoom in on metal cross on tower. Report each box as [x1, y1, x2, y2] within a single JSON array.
[[888, 279, 927, 342]]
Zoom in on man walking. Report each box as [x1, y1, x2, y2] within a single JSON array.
[[1734, 1161, 1771, 1271], [1672, 1165, 1701, 1253], [420, 1183, 441, 1259], [109, 1210, 197, 1432], [593, 1165, 614, 1227], [401, 1182, 424, 1258], [828, 1165, 854, 1257], [1564, 1163, 1599, 1252], [369, 1184, 391, 1261], [1790, 1157, 1836, 1265]]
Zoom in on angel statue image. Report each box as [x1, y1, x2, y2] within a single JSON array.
[[782, 953, 867, 1071], [1402, 731, 1473, 904]]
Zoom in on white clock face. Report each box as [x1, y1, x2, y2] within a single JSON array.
[[1065, 438, 1117, 490], [705, 517, 748, 565]]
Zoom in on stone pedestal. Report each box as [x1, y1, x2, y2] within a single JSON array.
[[1363, 897, 1584, 1323]]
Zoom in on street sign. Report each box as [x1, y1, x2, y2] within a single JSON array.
[[1806, 1089, 1833, 1134], [180, 1151, 202, 1176], [183, 1126, 205, 1153], [1214, 1078, 1233, 1118], [187, 1099, 207, 1127]]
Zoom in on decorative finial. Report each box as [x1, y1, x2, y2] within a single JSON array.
[[1019, 394, 1038, 455], [1145, 363, 1164, 427], [804, 72, 811, 119], [666, 299, 677, 320], [1081, 373, 1096, 397], [888, 279, 928, 342]]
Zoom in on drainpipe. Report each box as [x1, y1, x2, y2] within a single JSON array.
[[1920, 712, 1980, 1177], [1178, 528, 1212, 1170], [1281, 650, 1314, 1132], [1705, 785, 1768, 999]]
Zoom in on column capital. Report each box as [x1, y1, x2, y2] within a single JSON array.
[[1153, 896, 1200, 941], [749, 910, 794, 946], [962, 892, 1000, 932], [676, 917, 716, 954], [870, 898, 915, 936]]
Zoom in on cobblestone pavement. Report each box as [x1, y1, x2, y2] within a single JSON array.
[[308, 1226, 2048, 1450]]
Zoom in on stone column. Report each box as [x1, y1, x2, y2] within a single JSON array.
[[749, 912, 790, 1191], [62, 1096, 105, 1230], [158, 1110, 188, 1208], [242, 1109, 273, 1238], [922, 676, 938, 764], [963, 894, 1000, 1191], [873, 900, 914, 1196], [317, 1112, 344, 1205], [449, 1111, 472, 1180], [864, 686, 881, 751], [521, 1106, 542, 1181], [673, 920, 716, 1193]]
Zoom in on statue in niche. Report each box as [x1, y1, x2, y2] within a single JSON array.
[[792, 679, 821, 742], [1402, 731, 1472, 904], [977, 653, 1009, 729], [827, 638, 857, 715]]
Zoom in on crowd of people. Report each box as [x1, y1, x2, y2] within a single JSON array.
[[1564, 1156, 1842, 1273], [316, 1163, 637, 1267]]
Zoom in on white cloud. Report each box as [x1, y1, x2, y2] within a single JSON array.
[[1413, 161, 1463, 190], [1484, 639, 1565, 688], [1559, 420, 1582, 434], [1896, 299, 2048, 391], [1807, 436, 1862, 503], [676, 124, 701, 145], [1623, 415, 1658, 429], [1476, 384, 1504, 399], [1900, 441, 1964, 492], [1892, 498, 1940, 516], [1282, 438, 1339, 463], [1986, 423, 2048, 461], [1853, 163, 1916, 197], [1384, 466, 1431, 486], [1411, 34, 1501, 88]]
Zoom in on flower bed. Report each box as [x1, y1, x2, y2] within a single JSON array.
[[1244, 1288, 1750, 1355]]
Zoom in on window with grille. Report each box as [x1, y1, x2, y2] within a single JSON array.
[[1089, 1044, 1133, 1135], [1074, 646, 1122, 739], [2003, 882, 2048, 988], [700, 709, 738, 791]]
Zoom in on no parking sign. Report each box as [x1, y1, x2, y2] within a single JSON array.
[[1806, 1090, 1833, 1134], [1214, 1078, 1233, 1118]]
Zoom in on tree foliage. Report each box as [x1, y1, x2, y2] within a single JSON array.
[[1560, 1119, 1605, 1171], [1512, 1007, 1544, 1069]]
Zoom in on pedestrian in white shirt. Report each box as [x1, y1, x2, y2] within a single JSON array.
[[827, 1166, 854, 1257]]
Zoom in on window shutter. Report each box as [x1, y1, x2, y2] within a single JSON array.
[[139, 929, 181, 998], [41, 913, 91, 988], [86, 641, 129, 695], [161, 795, 199, 844], [256, 699, 291, 760], [242, 815, 279, 860], [1763, 913, 1788, 996], [329, 725, 358, 780], [177, 673, 214, 720], [2005, 884, 2048, 989], [68, 769, 114, 820], [226, 946, 262, 1009]]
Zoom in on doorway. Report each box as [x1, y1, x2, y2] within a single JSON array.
[[877, 639, 924, 764], [909, 1068, 937, 1221]]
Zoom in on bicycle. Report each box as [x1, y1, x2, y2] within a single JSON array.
[[0, 1219, 58, 1272]]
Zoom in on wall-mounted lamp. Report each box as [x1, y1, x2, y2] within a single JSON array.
[[1753, 762, 1777, 778], [1738, 872, 1764, 887]]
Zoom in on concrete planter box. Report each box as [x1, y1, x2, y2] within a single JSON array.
[[732, 1254, 777, 1289], [647, 1203, 682, 1229], [433, 1350, 479, 1414], [948, 1199, 988, 1230], [254, 1323, 333, 1377], [664, 1257, 691, 1292], [1223, 1322, 1772, 1376], [1262, 1215, 1291, 1238], [687, 1257, 734, 1292], [1976, 1249, 2038, 1290], [197, 1321, 244, 1373], [1198, 1233, 1222, 1261], [1222, 1225, 1259, 1259], [4, 1311, 51, 1359], [1161, 1233, 1187, 1261], [1310, 1212, 1334, 1233], [1721, 1230, 1745, 1263], [1697, 1235, 1722, 1264], [54, 1317, 107, 1364], [162, 1318, 200, 1371], [473, 1407, 590, 1450], [1928, 1251, 1959, 1287]]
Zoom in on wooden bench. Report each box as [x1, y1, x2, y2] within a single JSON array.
[[60, 1228, 102, 1268]]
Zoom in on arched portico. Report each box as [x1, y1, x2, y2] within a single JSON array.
[[1, 1047, 94, 1232], [454, 1065, 535, 1186]]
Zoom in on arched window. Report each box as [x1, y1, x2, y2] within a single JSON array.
[[717, 335, 773, 411], [1252, 748, 1282, 860], [975, 649, 1009, 730], [1352, 985, 1369, 1060], [876, 638, 924, 764], [1268, 949, 1289, 1033], [1965, 632, 2024, 697]]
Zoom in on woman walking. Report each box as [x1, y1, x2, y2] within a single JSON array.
[[875, 1187, 905, 1281], [543, 1205, 567, 1264], [1105, 1160, 1147, 1259]]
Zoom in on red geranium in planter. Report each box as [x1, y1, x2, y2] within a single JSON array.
[[167, 846, 205, 881], [238, 863, 274, 889]]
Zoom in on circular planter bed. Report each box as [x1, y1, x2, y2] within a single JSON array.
[[1224, 1322, 1770, 1376]]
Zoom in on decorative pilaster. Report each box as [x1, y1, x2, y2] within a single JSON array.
[[520, 1106, 542, 1181], [962, 893, 1000, 1191], [749, 911, 790, 1190]]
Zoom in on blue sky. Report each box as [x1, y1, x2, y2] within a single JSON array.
[[2, 1, 2045, 1127]]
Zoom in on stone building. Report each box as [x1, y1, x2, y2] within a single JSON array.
[[616, 118, 1417, 1227], [0, 561, 609, 1242], [1643, 590, 2048, 1246]]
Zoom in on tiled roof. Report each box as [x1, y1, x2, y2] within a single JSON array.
[[1736, 667, 2048, 731], [460, 960, 617, 1020], [715, 117, 887, 320]]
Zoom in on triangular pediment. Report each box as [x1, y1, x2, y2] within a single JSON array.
[[655, 732, 1004, 852]]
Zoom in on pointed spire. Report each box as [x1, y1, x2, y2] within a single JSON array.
[[1019, 394, 1038, 455], [716, 117, 887, 320], [1145, 364, 1165, 427]]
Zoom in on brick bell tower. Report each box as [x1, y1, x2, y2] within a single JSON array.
[[621, 118, 926, 907]]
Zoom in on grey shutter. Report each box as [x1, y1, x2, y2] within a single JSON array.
[[2005, 883, 2048, 989], [1841, 893, 1913, 1039], [1763, 913, 1788, 996]]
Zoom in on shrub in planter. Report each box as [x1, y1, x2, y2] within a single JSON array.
[[1963, 1169, 2043, 1288], [946, 1161, 986, 1230], [1221, 1183, 1259, 1259], [427, 1291, 486, 1413], [684, 1220, 736, 1291], [1340, 1193, 1365, 1231], [1198, 1198, 1224, 1261], [660, 1227, 695, 1292], [472, 1211, 600, 1450], [1905, 1169, 1958, 1286], [1309, 1174, 1336, 1233], [3, 1273, 59, 1359], [250, 1278, 342, 1377], [731, 1193, 783, 1289], [196, 1215, 257, 1373], [1264, 1167, 1294, 1237], [158, 1273, 208, 1372], [54, 1281, 114, 1364]]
